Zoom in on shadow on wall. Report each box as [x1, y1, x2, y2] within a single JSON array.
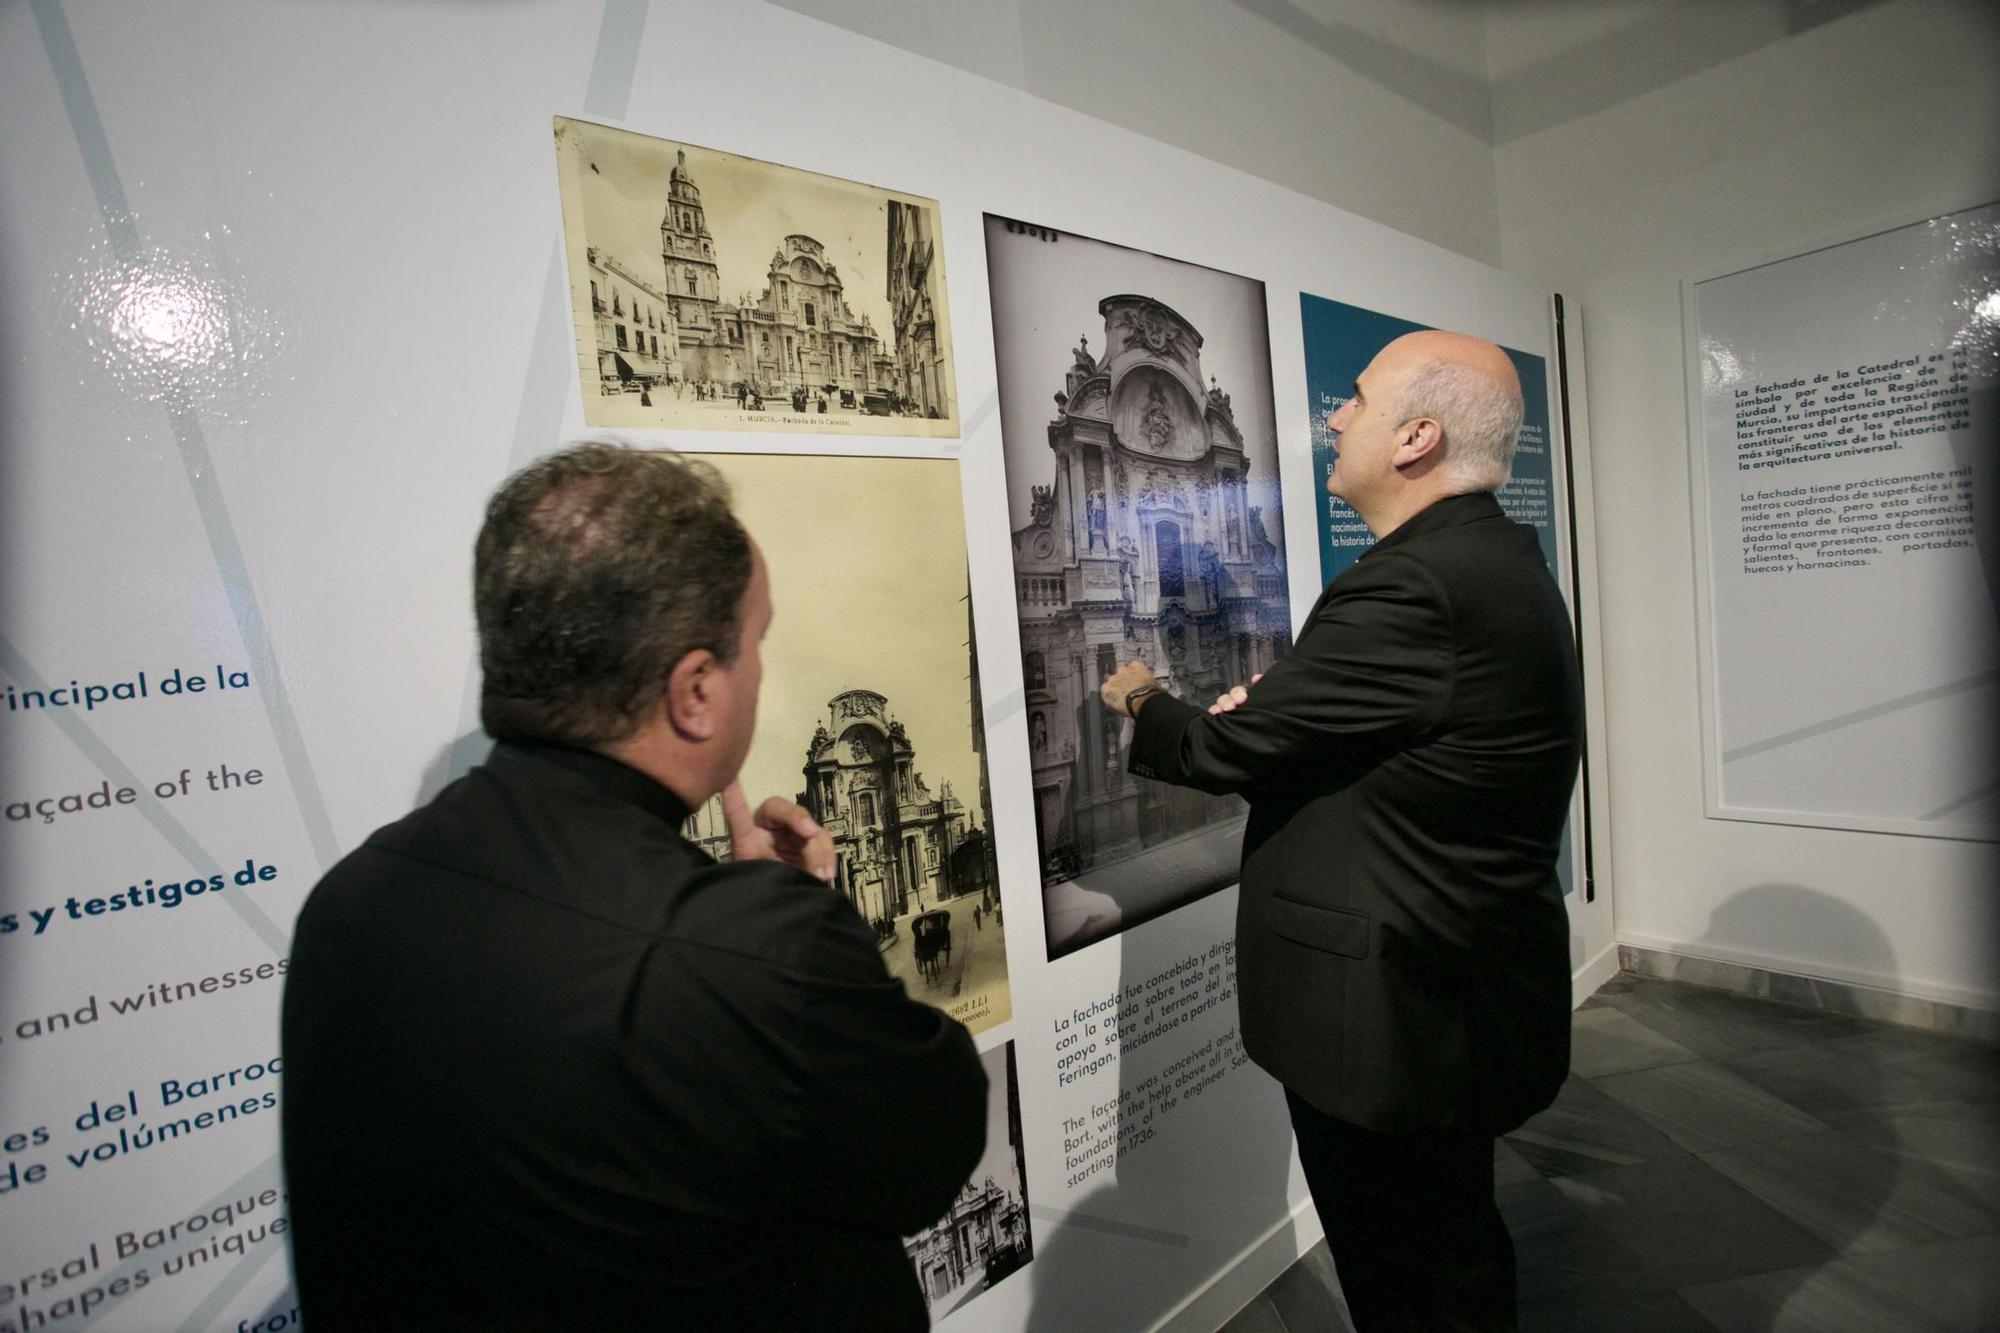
[[1023, 914, 1299, 1333], [1703, 882, 1902, 1008]]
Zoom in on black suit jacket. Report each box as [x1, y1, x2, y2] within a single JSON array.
[[1130, 492, 1581, 1134], [281, 741, 986, 1331]]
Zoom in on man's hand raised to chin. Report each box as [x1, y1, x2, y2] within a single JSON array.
[[720, 781, 836, 883]]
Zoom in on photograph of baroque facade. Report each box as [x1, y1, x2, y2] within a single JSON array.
[[681, 453, 1009, 1035], [554, 118, 958, 435], [902, 1044, 1032, 1319], [985, 217, 1293, 959]]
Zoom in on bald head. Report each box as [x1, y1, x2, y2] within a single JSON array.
[[1376, 330, 1524, 492]]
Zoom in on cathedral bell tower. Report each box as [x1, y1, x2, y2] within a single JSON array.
[[660, 149, 722, 336]]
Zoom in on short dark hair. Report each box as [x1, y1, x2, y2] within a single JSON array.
[[475, 443, 751, 746]]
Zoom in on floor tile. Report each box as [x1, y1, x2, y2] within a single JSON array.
[[1494, 1137, 1543, 1188], [1549, 1155, 1836, 1288], [1596, 980, 1870, 1060], [1819, 1100, 2000, 1208], [1498, 1176, 1665, 1308], [1517, 1290, 1718, 1333], [1504, 1076, 1693, 1178], [1815, 1023, 1987, 1070], [1899, 1042, 2000, 1104], [1716, 1040, 1951, 1115], [1571, 1003, 1701, 1078], [1678, 1232, 2000, 1333], [1591, 1060, 1827, 1154], [1264, 1239, 1351, 1333], [1701, 1126, 1999, 1255], [1236, 974, 2000, 1332]]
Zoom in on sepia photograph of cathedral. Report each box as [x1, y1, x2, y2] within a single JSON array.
[[985, 217, 1294, 960], [902, 1043, 1032, 1320], [680, 453, 1009, 1035], [553, 118, 957, 435]]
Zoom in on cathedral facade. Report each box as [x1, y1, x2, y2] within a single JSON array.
[[1009, 295, 1291, 881], [800, 690, 975, 929], [690, 690, 982, 932], [655, 149, 892, 397]]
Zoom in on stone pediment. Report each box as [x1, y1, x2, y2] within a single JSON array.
[[1111, 368, 1204, 463], [1064, 376, 1109, 422], [1012, 523, 1062, 570], [1099, 294, 1207, 422]]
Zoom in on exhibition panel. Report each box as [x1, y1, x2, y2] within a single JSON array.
[[984, 217, 1292, 962], [1686, 203, 1999, 843], [0, 2, 1569, 1329]]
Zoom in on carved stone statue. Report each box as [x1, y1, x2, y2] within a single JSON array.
[[1199, 541, 1222, 605], [1117, 532, 1139, 602], [1087, 489, 1108, 548], [1142, 381, 1174, 453], [1208, 375, 1232, 414], [1030, 483, 1057, 528], [1249, 505, 1274, 554], [1072, 334, 1094, 374]]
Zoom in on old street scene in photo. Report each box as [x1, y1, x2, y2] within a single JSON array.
[[984, 217, 1293, 960], [684, 454, 1009, 1036], [902, 1045, 1033, 1320], [554, 117, 957, 435]]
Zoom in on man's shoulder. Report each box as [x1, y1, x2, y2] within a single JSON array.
[[1368, 499, 1546, 585], [304, 781, 876, 983]]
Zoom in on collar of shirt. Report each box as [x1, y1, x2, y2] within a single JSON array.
[[486, 739, 693, 829], [1359, 490, 1505, 560]]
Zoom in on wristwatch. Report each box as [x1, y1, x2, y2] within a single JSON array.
[[1124, 684, 1163, 716]]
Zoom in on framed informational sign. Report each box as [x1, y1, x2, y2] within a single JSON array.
[[1685, 202, 1999, 841]]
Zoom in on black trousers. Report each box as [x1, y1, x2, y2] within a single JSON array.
[[1286, 1091, 1517, 1332]]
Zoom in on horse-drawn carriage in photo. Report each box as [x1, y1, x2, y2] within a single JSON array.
[[910, 909, 952, 985]]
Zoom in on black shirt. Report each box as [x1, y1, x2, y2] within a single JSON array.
[[282, 741, 986, 1330]]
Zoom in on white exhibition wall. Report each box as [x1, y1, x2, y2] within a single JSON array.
[[0, 2, 1582, 1330], [1495, 0, 2000, 1010]]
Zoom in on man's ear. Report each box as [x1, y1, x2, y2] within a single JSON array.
[[1393, 417, 1444, 471], [664, 648, 719, 741]]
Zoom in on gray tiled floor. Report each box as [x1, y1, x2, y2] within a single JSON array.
[[1219, 972, 2000, 1331]]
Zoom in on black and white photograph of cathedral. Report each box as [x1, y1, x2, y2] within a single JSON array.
[[554, 117, 957, 435], [984, 217, 1293, 960], [681, 454, 1010, 1036], [901, 1043, 1032, 1320]]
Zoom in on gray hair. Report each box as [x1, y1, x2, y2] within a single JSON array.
[[1397, 358, 1523, 492], [474, 443, 751, 746]]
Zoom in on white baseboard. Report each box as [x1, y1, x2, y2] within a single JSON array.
[[1153, 1197, 1325, 1333], [1571, 940, 1620, 1008], [1616, 934, 2000, 1040], [1614, 931, 2000, 1014]]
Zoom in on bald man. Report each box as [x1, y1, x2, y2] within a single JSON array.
[[1103, 331, 1583, 1330]]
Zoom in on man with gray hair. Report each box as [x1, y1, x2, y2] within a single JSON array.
[[283, 443, 986, 1331], [1102, 330, 1582, 1329]]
